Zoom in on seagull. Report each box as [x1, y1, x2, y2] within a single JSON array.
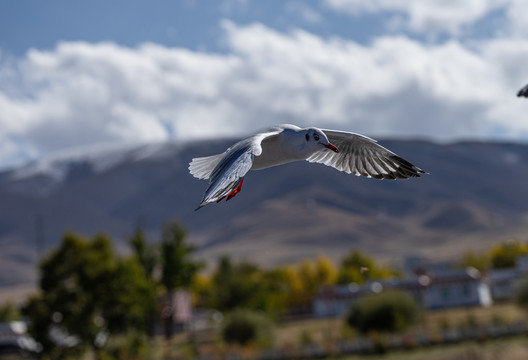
[[517, 84, 528, 97], [189, 124, 426, 210]]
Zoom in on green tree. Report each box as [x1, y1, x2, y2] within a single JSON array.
[[0, 302, 21, 322], [129, 227, 157, 279], [257, 268, 291, 315], [195, 257, 291, 315], [346, 290, 420, 334], [208, 256, 263, 311], [160, 220, 201, 338], [23, 232, 156, 359], [161, 221, 201, 292], [129, 227, 159, 337]]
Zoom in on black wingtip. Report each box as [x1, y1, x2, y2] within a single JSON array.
[[194, 202, 207, 211], [390, 155, 427, 179]]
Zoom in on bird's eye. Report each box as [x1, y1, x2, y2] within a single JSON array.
[[313, 134, 320, 141], [305, 134, 309, 141]]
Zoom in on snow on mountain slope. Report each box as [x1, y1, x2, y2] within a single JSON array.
[[0, 141, 180, 195]]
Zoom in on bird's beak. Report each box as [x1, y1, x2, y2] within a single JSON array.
[[324, 143, 339, 153]]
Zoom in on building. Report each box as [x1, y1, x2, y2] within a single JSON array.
[[313, 282, 379, 318], [423, 267, 492, 309], [487, 254, 528, 301], [0, 321, 41, 358], [313, 266, 492, 317]]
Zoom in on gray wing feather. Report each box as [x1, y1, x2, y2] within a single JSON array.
[[196, 147, 253, 209], [307, 130, 425, 179], [194, 131, 279, 209]]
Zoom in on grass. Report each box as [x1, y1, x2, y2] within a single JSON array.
[[148, 333, 528, 360], [340, 336, 528, 360], [421, 302, 525, 331], [275, 317, 345, 347], [83, 303, 528, 359], [271, 302, 526, 348]]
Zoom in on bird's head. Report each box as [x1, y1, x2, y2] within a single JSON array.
[[304, 128, 339, 153]]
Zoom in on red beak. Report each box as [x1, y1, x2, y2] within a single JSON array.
[[324, 143, 339, 153]]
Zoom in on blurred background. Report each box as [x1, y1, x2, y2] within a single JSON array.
[[2, 1, 528, 359]]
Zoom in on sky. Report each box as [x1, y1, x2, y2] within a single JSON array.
[[1, 0, 528, 169]]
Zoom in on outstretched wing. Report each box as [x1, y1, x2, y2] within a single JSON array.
[[307, 130, 425, 179], [517, 83, 528, 98], [193, 131, 280, 210]]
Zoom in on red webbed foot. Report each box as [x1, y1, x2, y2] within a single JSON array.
[[226, 177, 244, 201]]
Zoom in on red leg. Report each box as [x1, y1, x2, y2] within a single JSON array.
[[226, 177, 244, 201]]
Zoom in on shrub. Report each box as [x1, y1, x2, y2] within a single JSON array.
[[221, 309, 274, 347], [346, 290, 419, 334], [515, 277, 528, 310]]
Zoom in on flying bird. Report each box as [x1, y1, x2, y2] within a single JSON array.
[[189, 124, 426, 210], [517, 84, 528, 97]]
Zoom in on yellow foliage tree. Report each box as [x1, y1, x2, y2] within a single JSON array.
[[337, 250, 394, 284], [315, 256, 338, 285], [457, 250, 490, 271], [490, 240, 528, 269], [282, 256, 338, 311]]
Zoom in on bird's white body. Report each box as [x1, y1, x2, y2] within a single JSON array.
[[189, 124, 425, 210], [251, 125, 318, 170]]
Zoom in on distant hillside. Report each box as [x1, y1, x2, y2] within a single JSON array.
[[2, 138, 528, 291]]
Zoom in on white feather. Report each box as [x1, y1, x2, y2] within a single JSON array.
[[188, 153, 224, 180]]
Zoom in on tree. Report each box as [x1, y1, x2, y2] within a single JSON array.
[[337, 250, 394, 284], [160, 220, 202, 338], [0, 302, 21, 322], [456, 250, 490, 272], [208, 256, 263, 311], [199, 256, 290, 315], [23, 232, 157, 359], [315, 256, 338, 285], [283, 257, 338, 311], [129, 227, 159, 337], [346, 290, 419, 334], [490, 240, 528, 269], [256, 268, 292, 315], [160, 221, 201, 292], [129, 227, 157, 279]]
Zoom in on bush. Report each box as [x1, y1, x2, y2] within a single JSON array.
[[515, 277, 528, 310], [221, 309, 274, 347], [346, 290, 419, 334]]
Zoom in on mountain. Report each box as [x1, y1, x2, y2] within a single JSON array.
[[2, 138, 528, 295]]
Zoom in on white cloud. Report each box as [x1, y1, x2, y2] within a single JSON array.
[[221, 21, 528, 138], [0, 41, 242, 166], [504, 0, 528, 37], [1, 21, 528, 168], [324, 0, 509, 37], [286, 2, 323, 24]]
